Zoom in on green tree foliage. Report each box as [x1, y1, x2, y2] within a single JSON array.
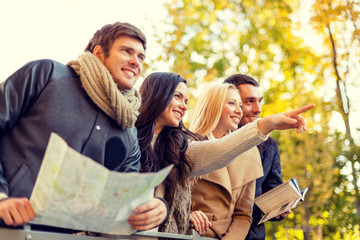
[[275, 105, 337, 240], [311, 0, 360, 235], [157, 0, 357, 238]]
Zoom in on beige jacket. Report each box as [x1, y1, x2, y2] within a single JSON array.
[[191, 146, 263, 239]]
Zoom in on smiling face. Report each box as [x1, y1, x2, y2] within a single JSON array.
[[237, 84, 263, 126], [94, 36, 145, 91], [155, 82, 188, 134], [213, 88, 243, 138]]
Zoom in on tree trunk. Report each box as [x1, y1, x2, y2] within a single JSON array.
[[327, 22, 360, 220]]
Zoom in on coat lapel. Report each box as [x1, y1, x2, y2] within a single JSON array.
[[200, 132, 264, 197], [202, 167, 233, 197]]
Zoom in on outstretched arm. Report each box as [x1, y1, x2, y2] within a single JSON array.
[[187, 104, 315, 178], [188, 120, 268, 177], [258, 104, 315, 135]]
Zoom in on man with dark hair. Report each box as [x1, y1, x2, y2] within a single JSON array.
[[224, 74, 289, 240], [0, 22, 167, 232]]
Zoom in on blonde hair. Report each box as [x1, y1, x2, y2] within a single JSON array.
[[189, 83, 238, 136]]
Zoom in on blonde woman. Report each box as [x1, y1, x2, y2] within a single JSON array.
[[189, 83, 263, 239], [135, 73, 314, 234]]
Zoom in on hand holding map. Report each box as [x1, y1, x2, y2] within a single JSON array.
[[30, 133, 172, 235]]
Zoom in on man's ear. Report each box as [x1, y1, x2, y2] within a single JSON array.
[[93, 45, 104, 62]]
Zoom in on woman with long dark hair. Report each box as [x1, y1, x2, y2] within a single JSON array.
[[135, 72, 314, 234]]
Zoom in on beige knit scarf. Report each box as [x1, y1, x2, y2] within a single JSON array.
[[67, 52, 141, 130]]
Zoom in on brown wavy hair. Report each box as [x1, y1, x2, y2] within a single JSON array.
[[85, 22, 146, 57]]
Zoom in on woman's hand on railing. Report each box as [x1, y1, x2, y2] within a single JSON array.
[[190, 210, 211, 235], [128, 197, 168, 231], [0, 197, 35, 226]]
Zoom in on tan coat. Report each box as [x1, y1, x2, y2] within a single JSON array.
[[191, 146, 263, 239]]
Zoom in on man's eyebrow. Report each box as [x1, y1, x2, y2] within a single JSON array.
[[119, 45, 132, 50], [119, 45, 145, 55], [244, 97, 256, 100], [244, 96, 263, 101]]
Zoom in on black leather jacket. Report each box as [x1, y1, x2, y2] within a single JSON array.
[[0, 59, 141, 199]]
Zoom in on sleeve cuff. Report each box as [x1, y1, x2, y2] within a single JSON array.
[[155, 197, 170, 225], [0, 193, 8, 201]]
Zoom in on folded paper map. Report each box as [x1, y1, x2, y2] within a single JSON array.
[[30, 133, 172, 235]]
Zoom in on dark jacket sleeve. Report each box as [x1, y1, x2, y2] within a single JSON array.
[[262, 138, 283, 194], [118, 127, 141, 173], [246, 138, 284, 239], [262, 138, 284, 222], [0, 60, 53, 195]]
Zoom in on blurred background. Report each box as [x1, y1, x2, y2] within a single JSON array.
[[1, 0, 359, 239]]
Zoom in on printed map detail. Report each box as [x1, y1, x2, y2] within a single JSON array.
[[30, 133, 172, 235]]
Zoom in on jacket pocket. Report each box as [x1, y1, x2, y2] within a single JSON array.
[[210, 217, 232, 236]]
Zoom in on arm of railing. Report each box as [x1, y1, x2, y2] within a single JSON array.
[[0, 226, 217, 240]]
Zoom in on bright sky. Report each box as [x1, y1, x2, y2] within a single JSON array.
[[0, 0, 169, 84], [1, 0, 359, 142]]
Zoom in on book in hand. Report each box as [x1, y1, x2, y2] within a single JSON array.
[[255, 178, 308, 225]]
